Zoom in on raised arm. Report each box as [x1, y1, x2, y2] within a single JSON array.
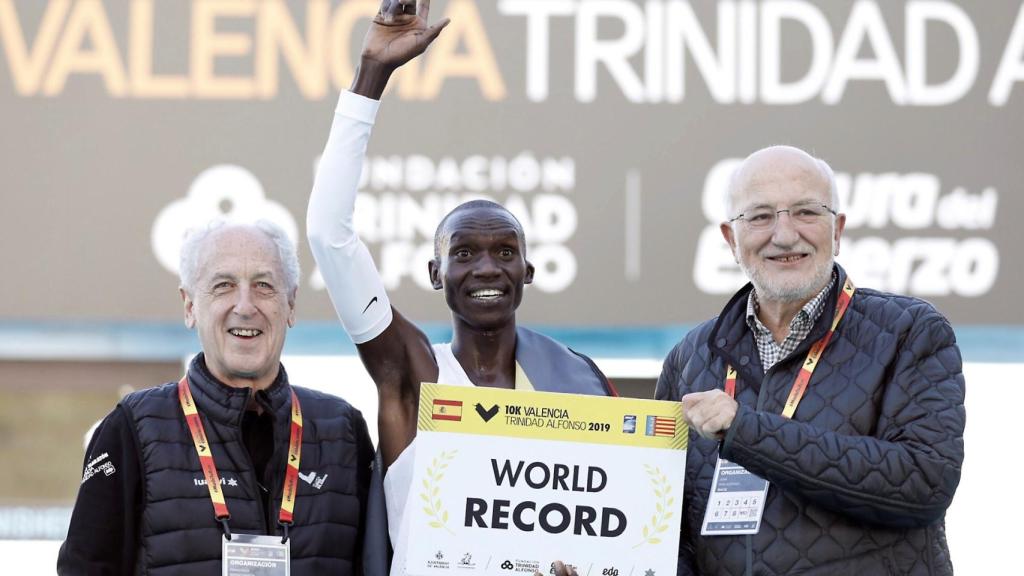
[[306, 0, 449, 467]]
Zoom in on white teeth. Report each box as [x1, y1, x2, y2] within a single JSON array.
[[230, 328, 262, 337], [471, 289, 503, 298]]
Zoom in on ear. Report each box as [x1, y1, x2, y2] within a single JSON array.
[[833, 212, 846, 256], [287, 288, 297, 328], [720, 222, 739, 263], [524, 259, 535, 285], [180, 288, 196, 329], [428, 258, 443, 290]]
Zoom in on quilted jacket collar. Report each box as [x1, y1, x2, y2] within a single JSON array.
[[708, 264, 850, 383], [185, 353, 291, 427]]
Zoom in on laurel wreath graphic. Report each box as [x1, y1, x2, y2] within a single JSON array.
[[420, 449, 458, 534], [634, 464, 674, 548]]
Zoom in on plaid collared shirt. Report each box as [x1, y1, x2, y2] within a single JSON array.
[[745, 273, 836, 371]]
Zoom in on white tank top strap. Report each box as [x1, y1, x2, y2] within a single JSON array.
[[432, 343, 474, 386]]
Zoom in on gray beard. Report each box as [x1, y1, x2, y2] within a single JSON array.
[[741, 255, 835, 305]]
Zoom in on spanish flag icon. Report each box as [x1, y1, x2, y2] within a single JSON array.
[[432, 399, 463, 421]]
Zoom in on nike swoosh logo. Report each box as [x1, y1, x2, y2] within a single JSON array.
[[362, 296, 378, 314]]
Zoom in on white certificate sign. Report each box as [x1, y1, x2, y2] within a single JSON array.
[[406, 384, 688, 576]]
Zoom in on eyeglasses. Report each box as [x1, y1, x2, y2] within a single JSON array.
[[728, 202, 837, 229]]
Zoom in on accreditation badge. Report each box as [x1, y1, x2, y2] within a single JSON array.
[[406, 384, 688, 576], [222, 534, 290, 576], [700, 457, 769, 536]]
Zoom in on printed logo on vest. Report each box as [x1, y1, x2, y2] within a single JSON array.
[[81, 453, 116, 484], [299, 471, 328, 490], [193, 476, 238, 488]]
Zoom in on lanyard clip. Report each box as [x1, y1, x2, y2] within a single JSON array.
[[219, 518, 232, 541], [279, 522, 291, 545]]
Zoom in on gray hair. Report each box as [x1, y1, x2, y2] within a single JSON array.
[[816, 157, 840, 212], [179, 219, 300, 298], [725, 146, 840, 219]]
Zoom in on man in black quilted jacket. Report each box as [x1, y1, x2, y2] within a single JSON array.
[[656, 145, 965, 575]]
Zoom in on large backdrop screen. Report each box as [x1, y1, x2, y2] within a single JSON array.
[[2, 0, 1022, 325]]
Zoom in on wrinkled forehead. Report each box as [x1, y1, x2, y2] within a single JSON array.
[[441, 208, 524, 247], [197, 226, 283, 279], [731, 149, 831, 209]]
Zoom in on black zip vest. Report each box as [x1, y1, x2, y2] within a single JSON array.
[[120, 356, 372, 575]]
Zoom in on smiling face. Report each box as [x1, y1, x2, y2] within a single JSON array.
[[429, 204, 534, 332], [181, 226, 296, 389], [721, 146, 845, 306]]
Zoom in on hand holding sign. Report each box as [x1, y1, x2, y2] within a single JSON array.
[[535, 560, 578, 576], [681, 390, 737, 441]]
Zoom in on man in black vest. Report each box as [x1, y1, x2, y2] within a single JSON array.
[[58, 221, 374, 575], [657, 146, 965, 575]]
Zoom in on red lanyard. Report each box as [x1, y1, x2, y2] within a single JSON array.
[[178, 377, 303, 530], [725, 278, 856, 419]]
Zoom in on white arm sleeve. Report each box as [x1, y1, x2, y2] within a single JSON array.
[[307, 91, 393, 344]]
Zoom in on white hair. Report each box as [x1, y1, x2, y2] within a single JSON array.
[[815, 157, 840, 212], [179, 219, 300, 298], [725, 146, 840, 219]]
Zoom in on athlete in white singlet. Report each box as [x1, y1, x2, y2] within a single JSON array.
[[306, 3, 593, 575]]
